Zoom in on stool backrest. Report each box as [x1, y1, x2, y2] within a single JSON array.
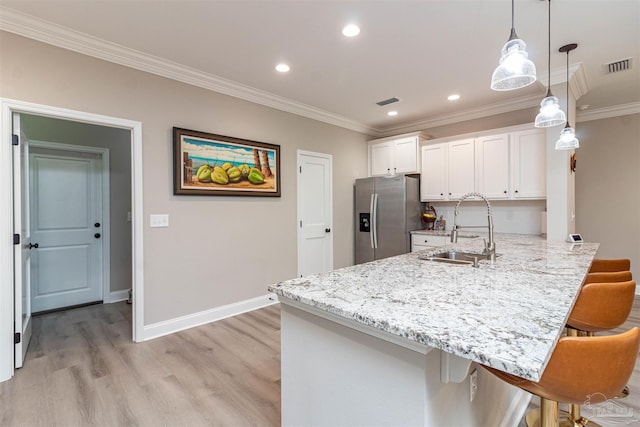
[[584, 270, 632, 284], [568, 280, 636, 332], [589, 258, 631, 273], [542, 327, 640, 404]]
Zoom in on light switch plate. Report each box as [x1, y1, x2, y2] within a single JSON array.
[[150, 214, 169, 228]]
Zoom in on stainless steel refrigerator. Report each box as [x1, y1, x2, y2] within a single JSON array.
[[355, 175, 421, 264]]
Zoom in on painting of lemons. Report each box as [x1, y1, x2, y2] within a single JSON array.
[[174, 127, 280, 197]]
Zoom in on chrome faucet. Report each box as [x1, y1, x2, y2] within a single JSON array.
[[450, 192, 496, 260]]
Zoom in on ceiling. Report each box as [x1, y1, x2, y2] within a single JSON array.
[[1, 1, 639, 136]]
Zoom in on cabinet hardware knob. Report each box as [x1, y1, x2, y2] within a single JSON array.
[[94, 233, 101, 239], [515, 190, 519, 193], [325, 228, 331, 233], [95, 222, 101, 227], [504, 190, 507, 194], [440, 193, 443, 196]]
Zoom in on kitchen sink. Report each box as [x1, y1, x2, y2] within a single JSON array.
[[419, 250, 496, 266]]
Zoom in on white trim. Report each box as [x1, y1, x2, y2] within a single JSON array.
[[142, 294, 277, 341], [0, 98, 144, 382], [109, 289, 130, 303], [29, 141, 111, 308], [576, 102, 640, 123]]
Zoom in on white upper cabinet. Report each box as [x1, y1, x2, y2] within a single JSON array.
[[369, 142, 393, 176], [368, 132, 428, 177], [420, 143, 448, 201], [511, 129, 546, 199], [419, 125, 546, 202], [447, 139, 475, 199], [475, 133, 510, 199]]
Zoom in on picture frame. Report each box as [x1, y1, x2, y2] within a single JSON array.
[[173, 127, 281, 197]]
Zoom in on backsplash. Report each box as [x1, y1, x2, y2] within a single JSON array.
[[424, 200, 545, 235]]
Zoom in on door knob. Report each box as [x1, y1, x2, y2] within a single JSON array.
[[95, 222, 101, 228], [94, 233, 101, 239], [28, 243, 39, 249], [325, 228, 331, 233]]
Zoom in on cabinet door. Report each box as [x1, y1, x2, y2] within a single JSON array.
[[476, 134, 510, 199], [512, 129, 546, 198], [368, 142, 393, 176], [420, 143, 447, 201], [447, 139, 475, 199], [393, 137, 419, 174]]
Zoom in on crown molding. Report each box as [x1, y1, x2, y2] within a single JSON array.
[[377, 93, 543, 136], [0, 7, 614, 138], [0, 7, 379, 135], [541, 62, 589, 100], [576, 102, 640, 123]]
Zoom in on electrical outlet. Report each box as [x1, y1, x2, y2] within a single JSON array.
[[469, 369, 478, 402]]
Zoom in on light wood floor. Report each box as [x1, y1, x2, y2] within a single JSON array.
[[0, 302, 281, 427], [2, 299, 639, 426]]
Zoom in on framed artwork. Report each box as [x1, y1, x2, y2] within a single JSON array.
[[173, 127, 281, 197]]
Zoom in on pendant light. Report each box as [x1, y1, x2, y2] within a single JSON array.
[[534, 0, 566, 128], [555, 43, 579, 150], [490, 0, 537, 91]]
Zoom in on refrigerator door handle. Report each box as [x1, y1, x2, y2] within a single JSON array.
[[369, 194, 375, 249], [372, 193, 379, 249]]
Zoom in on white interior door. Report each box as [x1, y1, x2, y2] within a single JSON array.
[[30, 148, 104, 313], [12, 114, 32, 368], [297, 151, 333, 277]]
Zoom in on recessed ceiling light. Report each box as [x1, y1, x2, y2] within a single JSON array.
[[447, 94, 461, 101], [275, 63, 290, 73], [387, 111, 398, 117], [342, 24, 360, 37]]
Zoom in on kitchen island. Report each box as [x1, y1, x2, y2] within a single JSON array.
[[268, 234, 599, 426]]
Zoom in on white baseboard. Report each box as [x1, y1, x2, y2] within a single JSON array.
[[142, 294, 278, 341], [499, 389, 532, 427], [108, 289, 130, 303]]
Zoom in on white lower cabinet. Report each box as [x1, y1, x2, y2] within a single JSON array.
[[411, 234, 449, 252]]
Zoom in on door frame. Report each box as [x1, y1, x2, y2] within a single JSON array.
[[296, 149, 333, 277], [0, 98, 144, 382], [30, 141, 111, 306]]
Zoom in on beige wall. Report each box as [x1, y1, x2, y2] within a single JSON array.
[[0, 31, 368, 324], [20, 114, 133, 294], [575, 114, 640, 280]]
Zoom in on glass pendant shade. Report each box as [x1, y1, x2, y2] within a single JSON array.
[[491, 38, 537, 91], [555, 125, 579, 150], [535, 93, 566, 128]]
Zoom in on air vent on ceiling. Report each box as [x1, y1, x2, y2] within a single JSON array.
[[604, 58, 632, 74], [376, 97, 399, 106]]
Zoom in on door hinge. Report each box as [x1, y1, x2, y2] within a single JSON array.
[[14, 332, 21, 344], [13, 234, 20, 245], [12, 134, 19, 146]]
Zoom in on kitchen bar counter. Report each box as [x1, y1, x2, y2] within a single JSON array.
[[269, 233, 598, 381], [268, 233, 599, 426]]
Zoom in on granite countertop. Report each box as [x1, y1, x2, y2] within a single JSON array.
[[268, 233, 599, 381]]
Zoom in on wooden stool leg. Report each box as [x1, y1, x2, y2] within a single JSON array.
[[541, 398, 559, 427]]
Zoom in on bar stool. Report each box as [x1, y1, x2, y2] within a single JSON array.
[[564, 280, 636, 426], [484, 327, 640, 427], [589, 258, 631, 273], [583, 270, 632, 285]]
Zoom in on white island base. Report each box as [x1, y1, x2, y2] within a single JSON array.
[[281, 301, 531, 427]]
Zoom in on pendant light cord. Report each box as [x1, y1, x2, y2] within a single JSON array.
[[547, 0, 551, 90], [566, 48, 570, 127]]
